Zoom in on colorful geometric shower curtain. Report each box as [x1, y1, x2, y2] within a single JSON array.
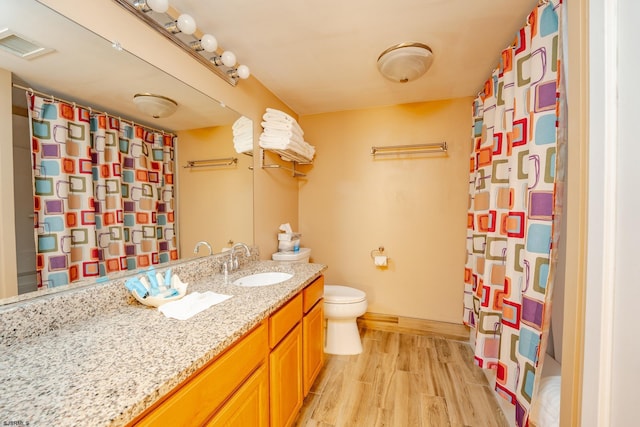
[[463, 0, 563, 425], [26, 94, 178, 289]]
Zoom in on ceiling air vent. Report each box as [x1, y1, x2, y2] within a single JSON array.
[[0, 29, 54, 59]]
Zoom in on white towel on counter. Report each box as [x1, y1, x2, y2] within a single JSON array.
[[158, 291, 232, 320]]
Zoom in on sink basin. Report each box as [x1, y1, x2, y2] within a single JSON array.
[[232, 272, 293, 287]]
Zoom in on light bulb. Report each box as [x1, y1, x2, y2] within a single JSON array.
[[147, 0, 169, 13], [200, 34, 218, 53], [221, 51, 236, 67], [176, 14, 197, 35], [236, 65, 250, 79]]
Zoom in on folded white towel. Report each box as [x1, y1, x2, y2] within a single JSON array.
[[234, 142, 253, 154], [259, 134, 315, 162], [261, 118, 304, 134], [232, 116, 253, 131], [158, 291, 232, 320], [264, 108, 297, 123], [233, 134, 253, 145], [262, 125, 304, 140]]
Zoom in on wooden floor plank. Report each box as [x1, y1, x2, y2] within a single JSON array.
[[294, 326, 509, 427]]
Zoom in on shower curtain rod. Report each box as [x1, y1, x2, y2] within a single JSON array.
[[11, 83, 176, 136]]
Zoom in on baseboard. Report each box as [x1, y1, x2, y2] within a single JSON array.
[[357, 312, 470, 341]]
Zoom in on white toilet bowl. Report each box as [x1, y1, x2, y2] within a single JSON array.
[[324, 285, 368, 355]]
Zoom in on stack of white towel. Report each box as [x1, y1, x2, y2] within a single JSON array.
[[259, 108, 315, 162], [232, 116, 253, 154]]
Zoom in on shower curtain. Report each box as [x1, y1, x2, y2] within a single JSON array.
[[26, 93, 178, 288], [463, 0, 563, 425]]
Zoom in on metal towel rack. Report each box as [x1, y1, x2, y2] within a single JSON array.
[[371, 142, 447, 156], [260, 149, 309, 178], [183, 157, 238, 168]]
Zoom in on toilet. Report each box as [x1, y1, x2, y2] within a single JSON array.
[[323, 285, 367, 355], [271, 248, 368, 355]]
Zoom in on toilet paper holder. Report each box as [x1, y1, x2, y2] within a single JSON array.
[[370, 246, 385, 259], [371, 246, 389, 267]]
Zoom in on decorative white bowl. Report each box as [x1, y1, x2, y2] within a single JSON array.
[[128, 275, 189, 307], [131, 286, 188, 307]]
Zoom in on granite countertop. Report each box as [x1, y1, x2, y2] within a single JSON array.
[[0, 259, 326, 426]]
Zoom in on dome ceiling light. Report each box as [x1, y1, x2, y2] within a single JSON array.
[[377, 42, 434, 83], [133, 93, 178, 119]]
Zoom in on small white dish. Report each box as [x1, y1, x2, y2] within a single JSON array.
[[129, 275, 189, 307]]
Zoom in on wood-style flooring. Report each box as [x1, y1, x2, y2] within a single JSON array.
[[294, 326, 510, 427]]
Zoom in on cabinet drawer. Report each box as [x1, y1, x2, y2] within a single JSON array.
[[302, 275, 324, 313], [269, 293, 302, 349], [134, 322, 268, 427]]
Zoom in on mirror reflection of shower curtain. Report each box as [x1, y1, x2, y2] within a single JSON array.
[[26, 93, 177, 289], [462, 0, 564, 426]]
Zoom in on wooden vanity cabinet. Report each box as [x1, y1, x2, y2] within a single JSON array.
[[205, 364, 269, 426], [130, 275, 325, 427], [132, 322, 268, 427], [268, 274, 325, 427], [268, 294, 304, 427], [302, 275, 324, 396]]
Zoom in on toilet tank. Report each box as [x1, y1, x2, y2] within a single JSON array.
[[271, 247, 311, 263]]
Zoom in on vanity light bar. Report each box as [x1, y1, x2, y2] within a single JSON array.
[[113, 0, 250, 86]]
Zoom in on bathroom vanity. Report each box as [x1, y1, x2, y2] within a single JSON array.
[[130, 275, 325, 426], [0, 255, 326, 426]]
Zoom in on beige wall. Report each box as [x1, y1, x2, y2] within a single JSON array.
[[299, 98, 472, 323], [177, 126, 254, 255]]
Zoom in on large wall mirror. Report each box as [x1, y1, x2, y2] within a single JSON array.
[[0, 0, 254, 303]]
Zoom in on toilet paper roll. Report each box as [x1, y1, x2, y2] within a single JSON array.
[[374, 255, 388, 267]]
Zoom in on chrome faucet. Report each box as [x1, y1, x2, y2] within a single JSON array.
[[193, 241, 213, 256], [223, 242, 251, 273]]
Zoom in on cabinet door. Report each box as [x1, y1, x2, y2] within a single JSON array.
[[303, 300, 324, 396], [133, 323, 267, 427], [270, 323, 303, 427], [205, 364, 269, 427]]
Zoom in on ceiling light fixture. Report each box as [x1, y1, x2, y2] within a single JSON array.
[[377, 42, 433, 83], [119, 0, 250, 86], [133, 93, 178, 118]]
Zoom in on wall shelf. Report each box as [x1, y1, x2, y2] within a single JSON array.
[[260, 149, 310, 177]]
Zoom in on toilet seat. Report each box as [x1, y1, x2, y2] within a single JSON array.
[[324, 285, 366, 304]]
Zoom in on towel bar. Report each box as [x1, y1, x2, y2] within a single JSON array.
[[371, 142, 447, 156], [260, 149, 307, 177], [183, 157, 238, 168]]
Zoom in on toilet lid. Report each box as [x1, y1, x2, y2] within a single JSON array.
[[324, 285, 366, 303]]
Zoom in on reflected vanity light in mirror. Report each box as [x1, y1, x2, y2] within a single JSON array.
[[0, 0, 254, 304]]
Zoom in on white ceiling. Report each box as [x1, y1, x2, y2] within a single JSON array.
[[172, 0, 540, 115], [1, 0, 539, 128]]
